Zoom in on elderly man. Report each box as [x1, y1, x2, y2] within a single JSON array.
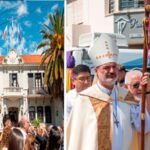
[[65, 64, 91, 122], [125, 70, 150, 150], [66, 33, 150, 150], [19, 115, 30, 133]]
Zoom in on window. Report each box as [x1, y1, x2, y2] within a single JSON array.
[[9, 73, 18, 87], [37, 106, 43, 121], [45, 106, 52, 123], [105, 0, 115, 15], [119, 0, 144, 10], [29, 106, 35, 121], [28, 73, 34, 94], [109, 0, 115, 13], [35, 73, 42, 88]]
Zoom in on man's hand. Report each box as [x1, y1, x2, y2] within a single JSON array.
[[141, 72, 150, 92]]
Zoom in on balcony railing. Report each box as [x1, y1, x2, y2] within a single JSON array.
[[28, 87, 48, 95], [120, 1, 144, 10], [4, 87, 22, 93]]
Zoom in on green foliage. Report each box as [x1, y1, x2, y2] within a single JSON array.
[[37, 9, 64, 98], [31, 118, 42, 128]]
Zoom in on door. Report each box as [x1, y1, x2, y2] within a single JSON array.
[[8, 107, 18, 124]]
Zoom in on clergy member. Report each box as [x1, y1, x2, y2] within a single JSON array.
[[66, 33, 150, 150]]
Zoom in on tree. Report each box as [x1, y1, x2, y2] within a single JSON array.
[[37, 9, 64, 98]]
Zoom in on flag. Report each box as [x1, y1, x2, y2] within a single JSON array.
[[17, 25, 21, 42], [2, 26, 8, 40], [12, 18, 14, 33]]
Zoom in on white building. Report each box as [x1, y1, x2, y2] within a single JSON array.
[[66, 0, 144, 48], [0, 49, 63, 128], [66, 0, 147, 69]]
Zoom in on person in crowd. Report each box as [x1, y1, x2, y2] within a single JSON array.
[[66, 33, 150, 150], [19, 115, 30, 134], [47, 126, 61, 150], [116, 65, 127, 87], [125, 69, 150, 150], [8, 128, 26, 150], [47, 124, 53, 137], [35, 123, 48, 150], [24, 132, 36, 150], [0, 116, 12, 150], [125, 70, 150, 103], [58, 124, 64, 150], [65, 64, 91, 122]]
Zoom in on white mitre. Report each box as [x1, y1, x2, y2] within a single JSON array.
[[88, 33, 119, 67]]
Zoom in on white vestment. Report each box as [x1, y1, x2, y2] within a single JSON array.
[[65, 89, 78, 123], [66, 83, 150, 150]]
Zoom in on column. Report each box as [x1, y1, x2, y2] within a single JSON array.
[[0, 97, 4, 128]]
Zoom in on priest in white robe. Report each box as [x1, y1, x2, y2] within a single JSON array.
[[66, 33, 150, 150]]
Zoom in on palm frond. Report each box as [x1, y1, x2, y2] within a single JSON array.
[[43, 23, 53, 32], [38, 9, 64, 97], [37, 42, 49, 49]]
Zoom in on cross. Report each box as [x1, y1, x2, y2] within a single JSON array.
[[114, 120, 119, 128]]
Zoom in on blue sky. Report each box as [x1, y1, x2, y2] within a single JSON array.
[[0, 0, 64, 56]]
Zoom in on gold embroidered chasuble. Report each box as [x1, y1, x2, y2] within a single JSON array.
[[66, 84, 140, 150]]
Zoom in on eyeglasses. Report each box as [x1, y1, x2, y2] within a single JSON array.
[[75, 76, 91, 82], [119, 80, 124, 84], [131, 82, 140, 89]]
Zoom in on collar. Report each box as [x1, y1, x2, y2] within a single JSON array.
[[97, 82, 113, 96]]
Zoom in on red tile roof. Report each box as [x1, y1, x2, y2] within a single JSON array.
[[21, 55, 43, 64], [0, 56, 4, 64], [0, 55, 48, 64]]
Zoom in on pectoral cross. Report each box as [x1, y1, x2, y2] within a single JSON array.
[[113, 112, 119, 128], [114, 120, 119, 128]]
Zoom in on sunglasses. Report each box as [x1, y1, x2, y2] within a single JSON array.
[[131, 82, 140, 89]]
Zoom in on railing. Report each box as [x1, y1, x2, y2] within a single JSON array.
[[28, 87, 48, 95], [120, 1, 144, 10], [4, 87, 22, 92]]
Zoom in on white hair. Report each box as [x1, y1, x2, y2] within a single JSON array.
[[125, 70, 142, 84]]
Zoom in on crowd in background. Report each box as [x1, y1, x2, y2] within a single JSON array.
[[0, 115, 64, 150]]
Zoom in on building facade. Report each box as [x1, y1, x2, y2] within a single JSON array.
[[66, 0, 147, 70], [0, 49, 63, 128], [66, 0, 145, 48]]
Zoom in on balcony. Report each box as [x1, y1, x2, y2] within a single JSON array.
[[28, 87, 48, 96], [3, 87, 23, 98]]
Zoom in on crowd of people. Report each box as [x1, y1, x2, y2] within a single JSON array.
[[0, 115, 64, 150]]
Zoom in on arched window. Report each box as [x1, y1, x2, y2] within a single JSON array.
[[45, 106, 52, 123], [29, 106, 35, 121], [37, 106, 43, 121]]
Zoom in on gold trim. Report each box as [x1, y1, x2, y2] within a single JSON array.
[[89, 97, 112, 150]]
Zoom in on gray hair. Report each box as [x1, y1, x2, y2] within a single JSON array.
[[19, 115, 29, 128], [125, 70, 142, 85]]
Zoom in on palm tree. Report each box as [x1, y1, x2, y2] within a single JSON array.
[[37, 9, 64, 98]]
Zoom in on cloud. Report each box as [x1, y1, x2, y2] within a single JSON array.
[[24, 21, 32, 27], [29, 41, 38, 54], [36, 7, 42, 13], [0, 1, 22, 10], [17, 3, 28, 17], [51, 4, 58, 11]]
